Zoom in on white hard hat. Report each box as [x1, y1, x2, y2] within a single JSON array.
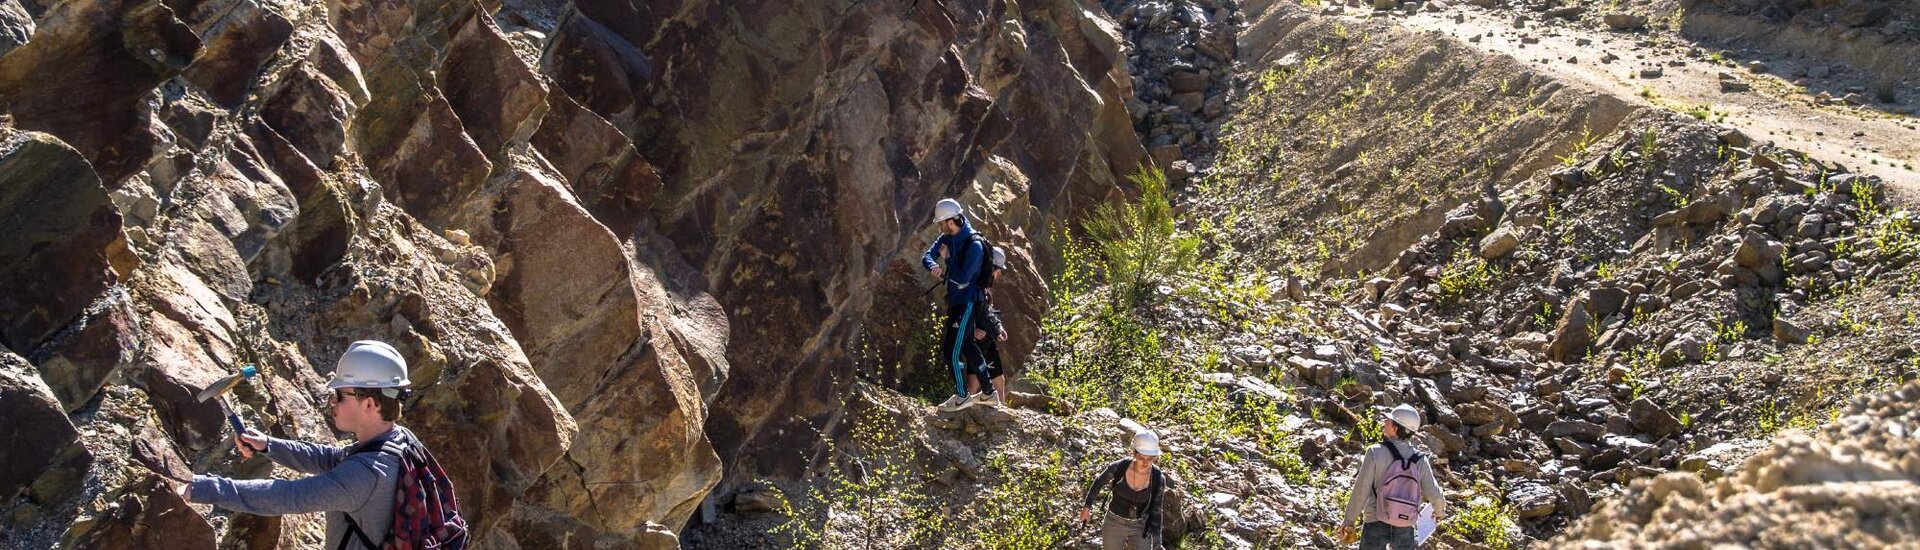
[[990, 247, 1007, 269], [328, 340, 410, 391], [1131, 430, 1162, 456], [931, 199, 965, 225], [1389, 404, 1422, 433]]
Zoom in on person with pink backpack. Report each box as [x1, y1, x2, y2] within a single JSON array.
[[1338, 404, 1447, 549]]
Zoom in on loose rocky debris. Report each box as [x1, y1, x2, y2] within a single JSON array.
[[692, 110, 1920, 548], [1554, 380, 1920, 549], [1083, 5, 1920, 540], [1312, 105, 1920, 540], [1102, 0, 1247, 184], [696, 3, 1920, 547]]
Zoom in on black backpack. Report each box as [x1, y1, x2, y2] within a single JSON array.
[[969, 234, 999, 290]]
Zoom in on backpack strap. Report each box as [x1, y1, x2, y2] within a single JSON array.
[[338, 435, 409, 550], [339, 514, 380, 550], [349, 439, 408, 459], [1381, 441, 1421, 469], [346, 428, 409, 459], [969, 234, 990, 273]]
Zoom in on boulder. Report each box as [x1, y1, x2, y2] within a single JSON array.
[[1719, 129, 1754, 148], [1547, 419, 1608, 441], [1, 350, 93, 506], [60, 476, 215, 549], [1421, 425, 1468, 455], [1172, 91, 1206, 113], [1773, 317, 1811, 344], [1586, 287, 1630, 318], [1168, 71, 1209, 94], [1479, 226, 1524, 259], [1604, 13, 1648, 29], [0, 130, 130, 354], [1733, 232, 1774, 269], [730, 486, 784, 514], [1507, 483, 1559, 518], [1628, 397, 1683, 437], [1686, 191, 1739, 224], [1660, 334, 1707, 366], [1837, 0, 1891, 27], [1546, 5, 1586, 19], [1548, 298, 1596, 362], [1457, 402, 1512, 426], [1288, 356, 1339, 388], [1507, 332, 1551, 353]]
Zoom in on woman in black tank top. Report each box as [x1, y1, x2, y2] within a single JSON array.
[[1079, 431, 1166, 550]]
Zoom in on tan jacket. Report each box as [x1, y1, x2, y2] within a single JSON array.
[[1343, 439, 1446, 526]]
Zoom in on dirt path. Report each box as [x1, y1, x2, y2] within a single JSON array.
[[1336, 5, 1920, 201]]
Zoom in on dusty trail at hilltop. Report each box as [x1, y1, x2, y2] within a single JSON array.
[[1370, 5, 1920, 198]]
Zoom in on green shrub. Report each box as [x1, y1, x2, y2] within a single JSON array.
[[1082, 166, 1201, 310], [1435, 248, 1500, 307], [1032, 166, 1309, 484], [772, 405, 949, 549], [964, 452, 1077, 550], [1446, 490, 1519, 550]]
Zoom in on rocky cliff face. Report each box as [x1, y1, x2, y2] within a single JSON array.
[[0, 0, 1145, 546]]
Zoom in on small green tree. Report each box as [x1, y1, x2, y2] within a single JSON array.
[[1082, 166, 1201, 310]]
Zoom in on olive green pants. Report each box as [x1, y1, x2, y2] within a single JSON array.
[[1100, 510, 1153, 550]]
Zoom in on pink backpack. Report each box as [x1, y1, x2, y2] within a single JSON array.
[[1372, 442, 1425, 528]]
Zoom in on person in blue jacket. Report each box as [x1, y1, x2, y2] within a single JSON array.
[[923, 198, 988, 412]]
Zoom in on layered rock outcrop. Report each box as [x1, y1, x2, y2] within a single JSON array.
[[0, 0, 1145, 546]]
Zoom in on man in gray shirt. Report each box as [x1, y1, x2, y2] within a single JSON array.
[[1340, 404, 1447, 549], [182, 341, 416, 550]]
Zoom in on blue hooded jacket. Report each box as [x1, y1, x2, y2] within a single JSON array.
[[922, 216, 986, 306]]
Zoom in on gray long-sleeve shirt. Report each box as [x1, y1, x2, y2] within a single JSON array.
[[1343, 439, 1447, 526], [189, 426, 408, 550]]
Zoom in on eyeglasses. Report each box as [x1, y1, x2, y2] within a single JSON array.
[[330, 389, 371, 403]]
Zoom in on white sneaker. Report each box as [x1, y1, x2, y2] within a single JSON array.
[[938, 394, 972, 412], [971, 392, 1001, 407]]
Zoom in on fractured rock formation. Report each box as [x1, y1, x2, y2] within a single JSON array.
[[0, 0, 1148, 546]]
